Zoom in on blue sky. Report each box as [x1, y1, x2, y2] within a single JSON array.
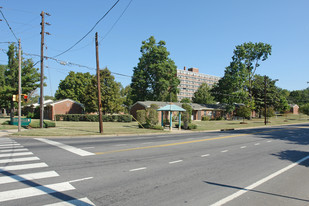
[[1, 0, 308, 96]]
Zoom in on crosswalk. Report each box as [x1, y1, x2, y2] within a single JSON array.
[[0, 138, 95, 206]]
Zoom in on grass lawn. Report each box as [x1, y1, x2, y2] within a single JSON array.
[[193, 114, 309, 131], [1, 114, 308, 137]]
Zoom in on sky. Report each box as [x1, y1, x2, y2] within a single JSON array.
[[0, 0, 309, 96]]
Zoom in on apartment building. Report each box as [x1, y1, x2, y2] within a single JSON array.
[[177, 67, 220, 101]]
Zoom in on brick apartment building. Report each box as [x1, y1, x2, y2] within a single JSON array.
[[177, 67, 220, 101]]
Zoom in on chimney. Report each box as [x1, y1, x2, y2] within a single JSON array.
[[184, 66, 186, 71]]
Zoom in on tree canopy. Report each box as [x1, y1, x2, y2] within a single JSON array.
[[192, 83, 215, 104], [130, 36, 180, 103], [0, 43, 41, 115], [84, 68, 123, 114], [55, 71, 92, 104]]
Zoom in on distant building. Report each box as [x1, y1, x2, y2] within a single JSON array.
[[177, 67, 220, 101]]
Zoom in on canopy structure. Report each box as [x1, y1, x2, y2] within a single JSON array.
[[157, 104, 186, 130]]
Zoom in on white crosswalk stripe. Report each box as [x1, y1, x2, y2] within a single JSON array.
[[0, 138, 95, 205]]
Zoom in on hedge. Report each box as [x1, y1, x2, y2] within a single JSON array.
[[55, 114, 132, 122], [29, 120, 56, 128]]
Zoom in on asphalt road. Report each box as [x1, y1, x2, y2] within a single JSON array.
[[1, 123, 309, 205]]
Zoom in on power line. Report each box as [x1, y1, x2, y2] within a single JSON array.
[[0, 8, 19, 42], [53, 0, 121, 58], [99, 0, 133, 43]]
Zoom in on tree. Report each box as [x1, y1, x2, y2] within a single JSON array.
[[252, 75, 289, 117], [180, 98, 191, 103], [212, 42, 272, 113], [300, 103, 309, 116], [130, 36, 180, 103], [237, 106, 251, 123], [55, 71, 93, 104], [1, 43, 41, 118], [192, 83, 215, 104], [120, 85, 133, 113], [182, 103, 192, 129], [288, 88, 309, 106], [83, 68, 123, 114]]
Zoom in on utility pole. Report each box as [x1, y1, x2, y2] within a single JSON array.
[[18, 39, 21, 132], [264, 75, 267, 125], [95, 32, 103, 134], [39, 11, 50, 128]]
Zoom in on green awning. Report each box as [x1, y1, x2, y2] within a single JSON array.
[[157, 104, 186, 112]]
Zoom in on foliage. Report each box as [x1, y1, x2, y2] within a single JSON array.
[[288, 88, 309, 106], [0, 44, 42, 118], [252, 75, 289, 116], [212, 42, 272, 112], [55, 114, 132, 122], [192, 83, 215, 104], [300, 103, 309, 116], [136, 110, 147, 124], [83, 68, 123, 114], [29, 120, 55, 128], [202, 116, 210, 121], [146, 104, 159, 126], [130, 36, 180, 103], [180, 98, 191, 103], [261, 107, 275, 118], [120, 85, 133, 113], [182, 103, 192, 129], [55, 71, 92, 104], [175, 123, 197, 130], [237, 106, 251, 122]]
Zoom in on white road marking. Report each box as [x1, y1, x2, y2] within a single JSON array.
[[68, 177, 93, 183], [0, 171, 59, 184], [254, 143, 260, 146], [267, 140, 272, 143], [0, 143, 20, 147], [0, 145, 24, 149], [142, 142, 153, 144], [0, 152, 33, 158], [221, 150, 228, 153], [43, 197, 95, 206], [240, 146, 247, 149], [81, 147, 95, 149], [201, 154, 210, 157], [0, 182, 75, 203], [130, 167, 147, 172], [115, 144, 126, 146], [35, 138, 95, 156], [211, 155, 309, 206], [0, 148, 28, 153], [169, 160, 183, 164], [0, 163, 48, 171], [0, 156, 39, 164]]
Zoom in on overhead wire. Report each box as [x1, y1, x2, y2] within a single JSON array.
[[53, 0, 121, 58], [0, 8, 19, 42]]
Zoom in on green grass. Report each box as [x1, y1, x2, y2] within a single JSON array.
[[2, 114, 309, 137], [0, 117, 18, 130], [193, 114, 309, 131]]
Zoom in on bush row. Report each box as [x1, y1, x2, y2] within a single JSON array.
[[29, 121, 56, 128], [175, 123, 198, 130], [202, 116, 224, 121], [55, 114, 132, 122]]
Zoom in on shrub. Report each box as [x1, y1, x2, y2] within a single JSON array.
[[175, 123, 197, 130], [29, 120, 55, 128], [136, 110, 147, 124], [202, 116, 210, 121], [55, 114, 132, 122], [150, 125, 164, 130], [1, 120, 10, 125]]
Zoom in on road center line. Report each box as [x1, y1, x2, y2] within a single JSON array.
[[210, 155, 309, 206], [221, 150, 228, 153], [95, 128, 287, 155], [240, 146, 247, 149], [169, 160, 183, 164], [254, 143, 260, 146], [35, 138, 95, 157], [201, 154, 210, 157]]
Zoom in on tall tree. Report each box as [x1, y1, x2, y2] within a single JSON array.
[[212, 42, 272, 112], [1, 43, 41, 117], [192, 83, 215, 104], [288, 88, 309, 106], [120, 85, 133, 113], [84, 68, 123, 114], [55, 71, 93, 104], [130, 36, 180, 103]]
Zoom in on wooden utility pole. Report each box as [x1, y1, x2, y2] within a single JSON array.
[[95, 32, 103, 134], [264, 75, 267, 125], [18, 39, 21, 132], [40, 11, 45, 128]]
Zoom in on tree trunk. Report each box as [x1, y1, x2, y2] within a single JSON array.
[[10, 100, 14, 122]]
